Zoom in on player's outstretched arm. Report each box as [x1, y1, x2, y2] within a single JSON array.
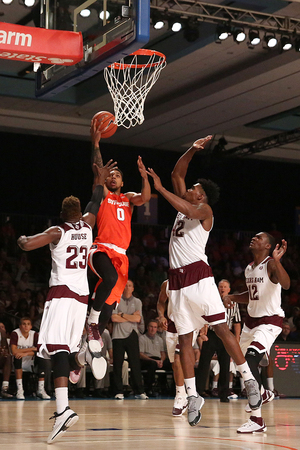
[[269, 239, 290, 290], [128, 156, 151, 206], [147, 167, 211, 220], [171, 136, 212, 198], [223, 291, 249, 308], [157, 280, 168, 331], [90, 117, 103, 169], [17, 227, 62, 251]]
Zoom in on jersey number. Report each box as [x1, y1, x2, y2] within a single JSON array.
[[117, 208, 125, 221], [66, 245, 88, 269], [172, 219, 184, 237], [249, 284, 259, 301]]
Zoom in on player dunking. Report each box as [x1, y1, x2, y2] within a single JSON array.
[[147, 136, 261, 427], [87, 117, 151, 343], [17, 160, 115, 444], [224, 232, 290, 433]]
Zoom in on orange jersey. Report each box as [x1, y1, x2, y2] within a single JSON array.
[[94, 191, 132, 250]]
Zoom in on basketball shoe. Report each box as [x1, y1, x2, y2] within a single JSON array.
[[187, 394, 205, 426], [237, 416, 267, 434], [47, 406, 79, 444], [86, 323, 104, 349], [245, 389, 274, 413], [16, 390, 25, 400], [135, 393, 149, 400], [69, 368, 82, 384], [1, 388, 13, 398], [37, 388, 51, 400], [85, 340, 107, 380], [244, 379, 262, 410], [172, 395, 188, 416]]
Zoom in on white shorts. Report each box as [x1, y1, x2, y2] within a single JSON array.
[[168, 277, 226, 335], [239, 323, 282, 360], [166, 329, 198, 363], [37, 286, 87, 359]]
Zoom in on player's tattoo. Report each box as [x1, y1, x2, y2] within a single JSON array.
[[92, 144, 103, 168]]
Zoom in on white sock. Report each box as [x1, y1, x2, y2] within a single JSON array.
[[176, 385, 186, 397], [38, 380, 45, 391], [229, 381, 233, 389], [55, 387, 68, 414], [88, 308, 100, 325], [212, 381, 218, 389], [2, 381, 9, 390], [267, 378, 274, 391], [16, 379, 23, 391], [184, 377, 197, 397], [251, 407, 262, 418], [237, 362, 253, 382]]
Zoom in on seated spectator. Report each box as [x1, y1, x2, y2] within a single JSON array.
[[16, 272, 33, 293], [0, 320, 13, 398], [10, 317, 50, 400], [288, 316, 300, 342], [139, 319, 171, 396], [276, 320, 291, 342]]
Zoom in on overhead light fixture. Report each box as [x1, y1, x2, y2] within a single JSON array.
[[99, 10, 110, 21], [233, 28, 246, 43], [249, 29, 260, 46], [281, 35, 292, 51], [80, 9, 91, 18], [171, 20, 183, 32], [153, 19, 165, 30], [216, 23, 231, 41], [2, 0, 14, 4], [23, 0, 35, 6], [265, 33, 278, 48]]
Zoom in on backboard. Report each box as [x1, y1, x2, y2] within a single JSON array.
[[35, 0, 150, 99]]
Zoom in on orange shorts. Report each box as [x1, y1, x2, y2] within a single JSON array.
[[88, 244, 129, 305]]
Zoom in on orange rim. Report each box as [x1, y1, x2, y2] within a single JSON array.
[[109, 49, 166, 69]]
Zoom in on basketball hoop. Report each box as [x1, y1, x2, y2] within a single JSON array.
[[104, 49, 166, 129]]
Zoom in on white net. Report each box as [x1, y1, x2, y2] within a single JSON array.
[[104, 50, 167, 129]]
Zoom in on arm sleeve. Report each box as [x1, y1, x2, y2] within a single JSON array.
[[10, 331, 18, 346], [83, 185, 104, 216]]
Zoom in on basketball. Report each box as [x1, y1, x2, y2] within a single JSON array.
[[92, 111, 118, 138]]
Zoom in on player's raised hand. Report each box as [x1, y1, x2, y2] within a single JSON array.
[[90, 117, 102, 146], [272, 239, 288, 262], [146, 167, 163, 192], [193, 135, 213, 151], [137, 156, 148, 179], [93, 159, 117, 185]]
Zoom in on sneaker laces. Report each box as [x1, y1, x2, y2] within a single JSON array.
[[49, 406, 70, 421]]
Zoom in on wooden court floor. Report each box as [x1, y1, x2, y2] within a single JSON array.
[[1, 397, 299, 450]]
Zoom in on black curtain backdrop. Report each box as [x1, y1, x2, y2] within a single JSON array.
[[1, 131, 299, 233]]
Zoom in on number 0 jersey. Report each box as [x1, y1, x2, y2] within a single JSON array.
[[245, 256, 284, 319], [49, 220, 93, 296], [169, 212, 210, 269], [94, 191, 132, 251]]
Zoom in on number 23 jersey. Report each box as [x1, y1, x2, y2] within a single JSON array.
[[49, 220, 93, 296], [94, 191, 132, 251], [245, 257, 284, 319]]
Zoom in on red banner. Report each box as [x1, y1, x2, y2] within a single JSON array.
[[0, 22, 83, 66]]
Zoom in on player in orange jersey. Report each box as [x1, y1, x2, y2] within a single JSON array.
[[87, 117, 151, 344]]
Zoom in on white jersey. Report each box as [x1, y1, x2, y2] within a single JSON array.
[[169, 212, 210, 269], [245, 256, 284, 319], [10, 328, 37, 369], [49, 220, 93, 296]]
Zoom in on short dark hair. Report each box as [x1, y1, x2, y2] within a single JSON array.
[[61, 196, 81, 221], [197, 178, 220, 206], [113, 168, 124, 180], [263, 232, 276, 254], [20, 316, 31, 325]]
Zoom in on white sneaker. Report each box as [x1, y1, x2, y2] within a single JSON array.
[[135, 393, 149, 400], [37, 389, 51, 400], [85, 340, 107, 380], [172, 395, 188, 416], [237, 416, 267, 433], [16, 390, 25, 400], [115, 393, 124, 400], [47, 406, 78, 444], [187, 394, 205, 426], [245, 388, 274, 413], [69, 368, 82, 384], [244, 379, 262, 410]]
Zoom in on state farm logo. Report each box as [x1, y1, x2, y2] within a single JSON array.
[[0, 29, 32, 47]]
